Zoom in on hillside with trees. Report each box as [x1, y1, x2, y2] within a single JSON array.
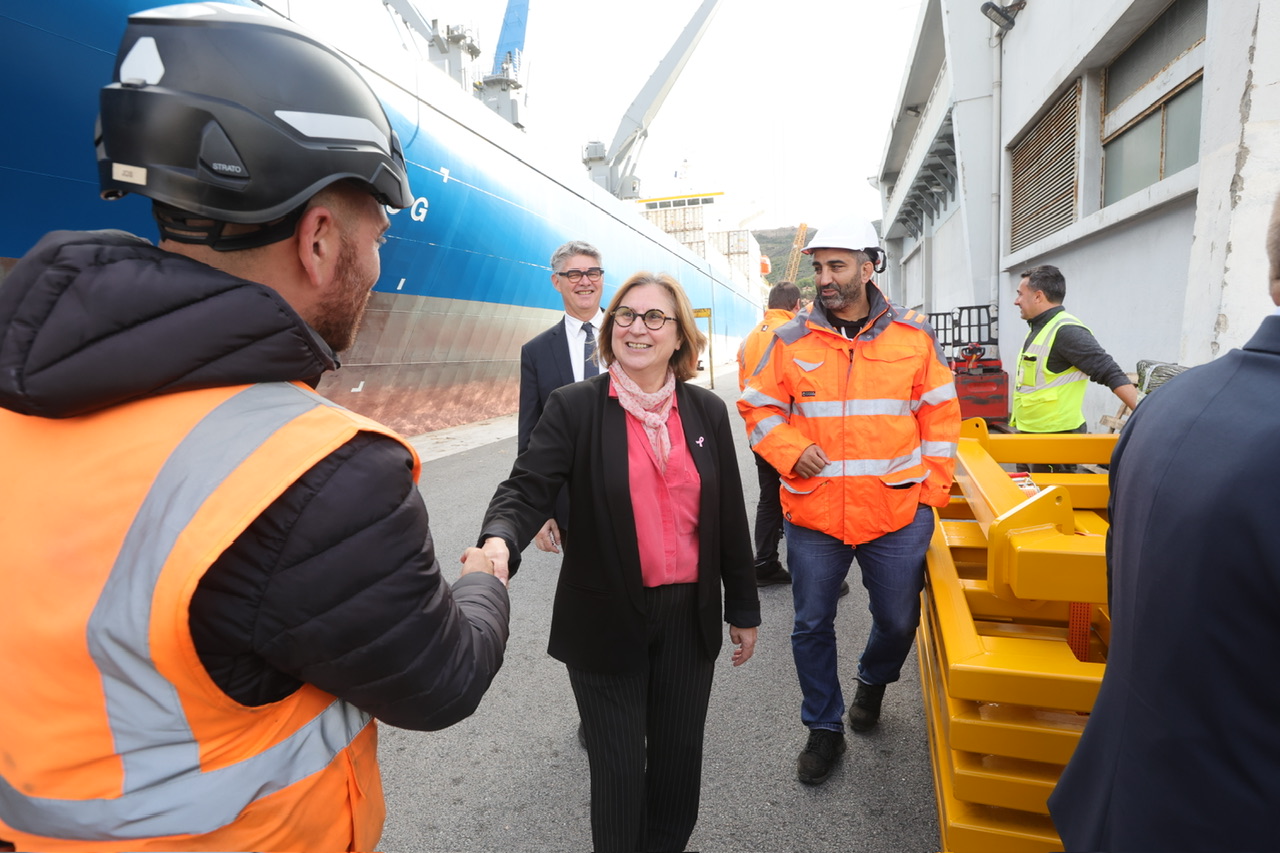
[[753, 226, 816, 302]]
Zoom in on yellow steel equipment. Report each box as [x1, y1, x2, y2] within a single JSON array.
[[920, 418, 1116, 852]]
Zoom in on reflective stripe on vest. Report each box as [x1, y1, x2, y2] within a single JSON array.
[[781, 450, 923, 489], [1013, 311, 1090, 432], [0, 383, 371, 841]]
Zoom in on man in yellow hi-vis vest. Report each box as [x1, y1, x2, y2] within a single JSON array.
[[1012, 265, 1138, 472]]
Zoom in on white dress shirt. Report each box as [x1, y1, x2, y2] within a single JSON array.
[[563, 309, 607, 382]]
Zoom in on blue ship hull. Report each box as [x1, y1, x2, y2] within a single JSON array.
[[0, 0, 760, 434]]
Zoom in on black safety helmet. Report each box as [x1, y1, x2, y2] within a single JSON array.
[[97, 2, 412, 239]]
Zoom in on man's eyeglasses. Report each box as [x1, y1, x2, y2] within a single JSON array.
[[613, 307, 676, 331], [556, 267, 604, 283]]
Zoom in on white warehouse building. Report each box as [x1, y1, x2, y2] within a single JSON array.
[[876, 0, 1280, 431]]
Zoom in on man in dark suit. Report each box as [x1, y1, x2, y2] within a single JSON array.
[[1048, 191, 1280, 851], [518, 240, 606, 552], [517, 240, 605, 749]]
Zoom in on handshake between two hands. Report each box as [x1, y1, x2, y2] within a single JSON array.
[[459, 537, 511, 587], [459, 518, 563, 587], [460, 532, 758, 666]]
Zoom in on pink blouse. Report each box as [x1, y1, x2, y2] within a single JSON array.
[[616, 389, 702, 587]]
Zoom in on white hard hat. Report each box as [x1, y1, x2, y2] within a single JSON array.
[[802, 220, 881, 255]]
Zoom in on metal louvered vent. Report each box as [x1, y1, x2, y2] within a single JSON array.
[[1010, 81, 1080, 252]]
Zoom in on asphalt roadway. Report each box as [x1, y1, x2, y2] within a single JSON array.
[[380, 361, 940, 853]]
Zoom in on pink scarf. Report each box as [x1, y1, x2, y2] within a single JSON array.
[[609, 362, 676, 471]]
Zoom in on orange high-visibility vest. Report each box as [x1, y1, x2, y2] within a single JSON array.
[[0, 381, 417, 852], [738, 295, 960, 546], [737, 308, 796, 391]]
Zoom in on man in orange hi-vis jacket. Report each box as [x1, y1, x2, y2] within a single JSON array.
[[738, 222, 960, 786]]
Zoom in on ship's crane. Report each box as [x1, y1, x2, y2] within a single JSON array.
[[381, 0, 480, 90], [489, 0, 528, 78], [382, 0, 526, 127], [783, 223, 809, 282], [476, 0, 529, 128], [583, 0, 721, 199]]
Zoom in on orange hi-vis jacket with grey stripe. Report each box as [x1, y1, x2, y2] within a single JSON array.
[[738, 283, 960, 546], [0, 381, 408, 852], [737, 308, 796, 391]]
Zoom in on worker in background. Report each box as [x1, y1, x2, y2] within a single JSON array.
[[1047, 193, 1280, 851], [739, 222, 960, 786], [0, 6, 509, 851], [517, 239, 607, 749], [737, 281, 800, 587], [1012, 265, 1138, 471]]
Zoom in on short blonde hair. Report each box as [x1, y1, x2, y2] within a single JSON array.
[[597, 272, 707, 382]]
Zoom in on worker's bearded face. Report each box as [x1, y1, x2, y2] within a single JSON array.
[[310, 234, 374, 353], [812, 248, 870, 314], [308, 189, 388, 353]]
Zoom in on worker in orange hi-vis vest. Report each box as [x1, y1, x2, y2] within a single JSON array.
[[0, 6, 509, 851], [738, 221, 960, 787], [737, 280, 802, 587]]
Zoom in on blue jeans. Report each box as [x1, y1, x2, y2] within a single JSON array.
[[785, 505, 934, 731]]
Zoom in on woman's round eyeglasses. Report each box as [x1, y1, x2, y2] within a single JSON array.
[[613, 307, 676, 331]]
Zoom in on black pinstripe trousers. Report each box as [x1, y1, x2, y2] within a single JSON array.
[[567, 582, 715, 853]]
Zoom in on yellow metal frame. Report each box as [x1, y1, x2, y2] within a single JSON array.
[[960, 416, 1117, 466], [953, 425, 1112, 606], [918, 609, 1086, 766], [918, 420, 1119, 852], [919, 615, 1067, 853], [925, 521, 1103, 710]]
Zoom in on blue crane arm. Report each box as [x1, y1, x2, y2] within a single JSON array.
[[492, 0, 529, 77]]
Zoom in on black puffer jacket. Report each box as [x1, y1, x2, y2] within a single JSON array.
[[0, 230, 509, 730]]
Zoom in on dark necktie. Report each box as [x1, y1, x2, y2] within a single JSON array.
[[582, 321, 599, 378]]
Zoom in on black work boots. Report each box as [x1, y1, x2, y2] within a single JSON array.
[[848, 679, 886, 732], [796, 728, 846, 785], [797, 680, 887, 785]]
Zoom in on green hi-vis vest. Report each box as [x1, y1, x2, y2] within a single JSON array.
[[1011, 310, 1089, 432]]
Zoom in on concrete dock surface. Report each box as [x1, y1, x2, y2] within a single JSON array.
[[381, 362, 940, 853]]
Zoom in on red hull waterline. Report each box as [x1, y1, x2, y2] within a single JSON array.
[[317, 291, 559, 438], [0, 257, 547, 439]]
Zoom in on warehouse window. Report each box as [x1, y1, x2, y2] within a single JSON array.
[[1010, 81, 1080, 253], [1103, 77, 1202, 204], [1101, 0, 1206, 206]]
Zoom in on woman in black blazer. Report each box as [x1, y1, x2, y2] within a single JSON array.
[[480, 271, 760, 852]]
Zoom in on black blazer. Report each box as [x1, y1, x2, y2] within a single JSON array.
[[1048, 314, 1280, 851], [483, 373, 761, 674], [518, 319, 574, 529]]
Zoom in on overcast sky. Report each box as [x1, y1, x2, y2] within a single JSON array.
[[430, 0, 925, 232]]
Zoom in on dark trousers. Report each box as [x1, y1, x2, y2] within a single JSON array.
[[1015, 422, 1088, 473], [752, 450, 784, 575], [568, 583, 714, 853]]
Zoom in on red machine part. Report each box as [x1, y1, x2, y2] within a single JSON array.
[[951, 342, 1008, 425]]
